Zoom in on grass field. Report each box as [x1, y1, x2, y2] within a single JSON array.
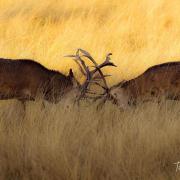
[[0, 0, 180, 179], [0, 100, 179, 179]]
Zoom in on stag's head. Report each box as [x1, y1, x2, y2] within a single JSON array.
[[107, 81, 130, 109]]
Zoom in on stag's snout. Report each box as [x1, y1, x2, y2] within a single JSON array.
[[108, 87, 130, 109]]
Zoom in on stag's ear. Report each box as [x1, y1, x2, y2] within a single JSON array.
[[68, 69, 74, 78], [68, 69, 81, 88]]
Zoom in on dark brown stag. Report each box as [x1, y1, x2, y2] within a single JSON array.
[[0, 58, 75, 103], [101, 61, 180, 109], [0, 49, 116, 104]]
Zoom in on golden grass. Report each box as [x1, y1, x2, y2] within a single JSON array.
[[0, 100, 179, 179], [0, 0, 180, 179], [0, 0, 180, 84]]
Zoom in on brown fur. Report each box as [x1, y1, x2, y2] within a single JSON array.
[[0, 58, 75, 102], [110, 62, 180, 107]]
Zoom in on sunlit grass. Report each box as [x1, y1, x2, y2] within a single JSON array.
[[0, 0, 180, 84], [0, 0, 179, 179]]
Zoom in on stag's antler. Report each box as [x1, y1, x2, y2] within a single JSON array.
[[65, 49, 116, 101], [78, 49, 116, 91]]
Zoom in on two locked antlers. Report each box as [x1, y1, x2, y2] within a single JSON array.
[[66, 48, 116, 100]]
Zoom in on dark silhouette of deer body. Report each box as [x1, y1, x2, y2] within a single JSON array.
[[0, 49, 125, 107], [109, 62, 180, 108], [0, 58, 74, 103]]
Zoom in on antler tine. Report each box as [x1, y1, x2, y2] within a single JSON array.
[[74, 49, 93, 82], [91, 53, 117, 91], [105, 53, 112, 62], [75, 49, 107, 93], [78, 48, 97, 63], [80, 66, 93, 98], [97, 53, 117, 69], [75, 49, 89, 74], [78, 48, 116, 73], [79, 49, 116, 68], [65, 49, 96, 97], [74, 60, 86, 76], [78, 49, 110, 90]]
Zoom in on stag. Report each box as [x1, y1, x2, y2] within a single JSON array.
[[0, 50, 116, 106], [101, 61, 180, 109], [0, 58, 76, 103]]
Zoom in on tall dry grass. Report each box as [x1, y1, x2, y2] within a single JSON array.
[[0, 0, 180, 179], [0, 100, 179, 179]]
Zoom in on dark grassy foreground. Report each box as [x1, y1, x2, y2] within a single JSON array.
[[0, 99, 179, 180]]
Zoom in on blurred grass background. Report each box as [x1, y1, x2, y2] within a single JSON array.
[[0, 0, 180, 84], [0, 1, 180, 179]]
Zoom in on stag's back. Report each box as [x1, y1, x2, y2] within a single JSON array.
[[124, 62, 180, 100], [0, 59, 73, 101]]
